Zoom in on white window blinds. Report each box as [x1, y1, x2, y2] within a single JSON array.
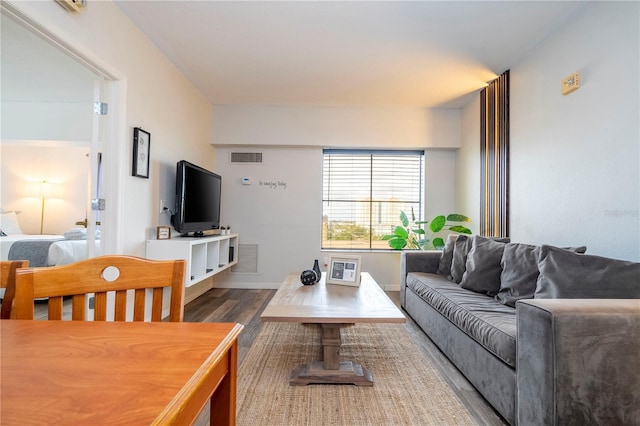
[[322, 149, 424, 249]]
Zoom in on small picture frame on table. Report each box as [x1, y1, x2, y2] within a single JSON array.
[[326, 255, 362, 287], [156, 226, 171, 240], [132, 127, 151, 178]]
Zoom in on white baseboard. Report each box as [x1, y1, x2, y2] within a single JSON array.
[[381, 283, 400, 291]]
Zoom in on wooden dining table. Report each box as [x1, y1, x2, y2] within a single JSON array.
[[0, 320, 244, 425]]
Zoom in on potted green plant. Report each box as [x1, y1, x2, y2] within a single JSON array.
[[382, 208, 472, 250]]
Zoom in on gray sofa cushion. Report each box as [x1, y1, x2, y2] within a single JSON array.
[[496, 244, 587, 308], [460, 235, 508, 296], [450, 235, 473, 283], [436, 234, 458, 276], [535, 245, 640, 299], [406, 272, 517, 367]]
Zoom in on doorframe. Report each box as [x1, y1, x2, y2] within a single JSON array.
[[1, 2, 127, 254]]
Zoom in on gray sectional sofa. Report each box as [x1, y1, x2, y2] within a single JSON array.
[[400, 235, 640, 425]]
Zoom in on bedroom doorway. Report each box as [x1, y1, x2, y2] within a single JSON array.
[[1, 5, 124, 262]]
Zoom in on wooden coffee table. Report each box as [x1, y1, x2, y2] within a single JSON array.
[[261, 272, 405, 386]]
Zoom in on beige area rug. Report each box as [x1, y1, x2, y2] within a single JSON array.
[[236, 322, 477, 425]]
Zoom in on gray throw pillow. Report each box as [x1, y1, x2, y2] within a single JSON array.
[[535, 245, 640, 299], [460, 235, 509, 296], [496, 243, 587, 307], [449, 235, 472, 283], [436, 234, 459, 276]]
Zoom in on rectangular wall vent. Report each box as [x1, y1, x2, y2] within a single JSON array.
[[231, 244, 259, 274], [230, 152, 263, 164]]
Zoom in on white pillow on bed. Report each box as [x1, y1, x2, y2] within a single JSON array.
[[0, 211, 23, 234]]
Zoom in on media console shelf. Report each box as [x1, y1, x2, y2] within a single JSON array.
[[146, 233, 238, 287]]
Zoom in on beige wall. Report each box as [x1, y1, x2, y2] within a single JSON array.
[[457, 1, 639, 261], [0, 144, 89, 235], [5, 1, 214, 257]]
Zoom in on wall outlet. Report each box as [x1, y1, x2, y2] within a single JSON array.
[[561, 72, 580, 95], [160, 199, 165, 214]]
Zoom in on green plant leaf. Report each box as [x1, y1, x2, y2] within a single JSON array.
[[447, 214, 471, 222], [429, 215, 446, 232], [381, 234, 395, 240], [400, 211, 409, 227], [387, 238, 407, 250], [394, 226, 408, 238], [433, 237, 445, 249], [412, 228, 425, 235], [449, 225, 472, 234]]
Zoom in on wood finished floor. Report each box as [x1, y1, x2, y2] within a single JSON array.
[[183, 288, 508, 426]]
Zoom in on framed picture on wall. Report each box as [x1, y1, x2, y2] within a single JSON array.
[[132, 127, 150, 178], [326, 255, 361, 287]]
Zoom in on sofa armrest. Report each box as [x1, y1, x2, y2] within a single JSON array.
[[517, 299, 640, 425], [400, 251, 441, 306]]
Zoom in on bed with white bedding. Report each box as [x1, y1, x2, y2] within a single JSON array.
[[1, 212, 101, 267], [1, 234, 102, 266], [0, 234, 100, 267]]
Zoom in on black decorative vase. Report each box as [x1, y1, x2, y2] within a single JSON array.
[[300, 270, 317, 285], [312, 259, 321, 283]]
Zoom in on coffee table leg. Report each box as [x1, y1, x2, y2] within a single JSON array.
[[290, 323, 374, 386], [321, 323, 341, 369]]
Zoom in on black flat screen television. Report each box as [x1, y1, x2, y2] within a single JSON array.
[[172, 160, 221, 237]]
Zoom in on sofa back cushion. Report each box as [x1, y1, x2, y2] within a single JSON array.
[[460, 235, 509, 296], [535, 245, 640, 299], [436, 234, 458, 276], [450, 235, 510, 284], [450, 235, 473, 283], [496, 243, 587, 307]]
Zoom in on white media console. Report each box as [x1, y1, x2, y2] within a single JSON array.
[[146, 233, 238, 287]]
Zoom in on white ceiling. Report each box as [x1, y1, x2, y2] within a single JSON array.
[[114, 1, 583, 108]]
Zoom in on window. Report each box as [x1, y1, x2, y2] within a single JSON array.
[[322, 149, 424, 250]]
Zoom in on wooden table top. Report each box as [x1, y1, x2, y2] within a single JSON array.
[[261, 272, 405, 324], [0, 320, 243, 426]]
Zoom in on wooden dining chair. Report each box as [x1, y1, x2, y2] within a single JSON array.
[[1, 260, 29, 319], [14, 255, 185, 322]]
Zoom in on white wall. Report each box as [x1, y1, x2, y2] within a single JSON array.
[[457, 94, 481, 235], [212, 106, 461, 289], [7, 1, 214, 257], [212, 105, 461, 148], [458, 1, 639, 261], [0, 144, 89, 235]]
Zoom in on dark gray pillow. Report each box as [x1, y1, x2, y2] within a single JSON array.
[[496, 243, 587, 307], [535, 245, 640, 299], [449, 235, 472, 283], [450, 235, 510, 283], [436, 234, 458, 276], [459, 235, 509, 295]]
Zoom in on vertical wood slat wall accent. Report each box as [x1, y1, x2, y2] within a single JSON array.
[[480, 70, 509, 237]]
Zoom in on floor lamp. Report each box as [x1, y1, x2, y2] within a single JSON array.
[[39, 180, 47, 235]]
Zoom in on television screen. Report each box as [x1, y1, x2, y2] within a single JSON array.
[[172, 160, 221, 236]]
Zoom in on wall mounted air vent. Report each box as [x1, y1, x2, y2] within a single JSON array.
[[230, 152, 263, 164], [231, 244, 259, 274]]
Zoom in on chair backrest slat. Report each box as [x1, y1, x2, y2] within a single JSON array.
[[1, 260, 29, 319], [94, 292, 108, 321], [49, 296, 64, 320], [14, 255, 185, 322], [72, 294, 86, 320], [114, 290, 127, 321], [151, 287, 163, 322], [133, 288, 146, 321]]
